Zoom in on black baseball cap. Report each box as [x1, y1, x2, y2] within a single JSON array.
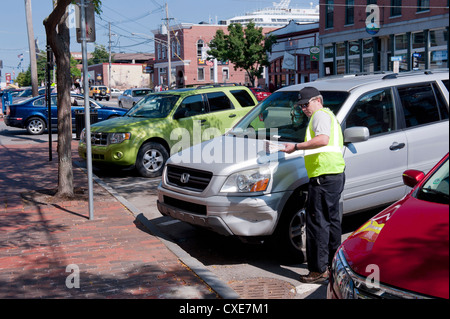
[[298, 87, 321, 104]]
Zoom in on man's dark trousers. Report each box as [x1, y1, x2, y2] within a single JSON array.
[[306, 172, 345, 273]]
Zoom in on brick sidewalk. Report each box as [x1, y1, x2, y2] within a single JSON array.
[[0, 139, 218, 299]]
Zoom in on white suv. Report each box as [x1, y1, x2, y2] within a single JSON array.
[[157, 70, 449, 258]]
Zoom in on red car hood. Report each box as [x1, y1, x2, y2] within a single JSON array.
[[343, 196, 449, 299]]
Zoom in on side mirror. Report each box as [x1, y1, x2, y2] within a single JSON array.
[[402, 169, 425, 188], [344, 126, 370, 144]]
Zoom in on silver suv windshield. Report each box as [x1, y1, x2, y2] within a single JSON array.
[[228, 90, 349, 143], [125, 94, 180, 118]]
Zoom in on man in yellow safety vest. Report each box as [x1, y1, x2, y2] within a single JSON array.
[[282, 86, 346, 283]]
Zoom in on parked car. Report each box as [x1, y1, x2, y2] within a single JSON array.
[[12, 87, 47, 103], [78, 85, 258, 177], [118, 88, 153, 109], [156, 70, 449, 257], [249, 87, 271, 101], [89, 85, 111, 101], [110, 88, 123, 99], [4, 93, 127, 135], [328, 153, 449, 299]]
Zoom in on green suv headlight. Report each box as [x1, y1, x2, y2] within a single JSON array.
[[108, 132, 131, 144]]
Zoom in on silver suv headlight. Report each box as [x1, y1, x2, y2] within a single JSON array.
[[108, 132, 131, 144], [220, 167, 271, 193]]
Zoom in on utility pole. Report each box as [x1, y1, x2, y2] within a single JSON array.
[[24, 0, 38, 96], [165, 3, 172, 88], [108, 21, 112, 89]]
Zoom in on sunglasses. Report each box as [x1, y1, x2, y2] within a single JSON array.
[[299, 97, 318, 108]]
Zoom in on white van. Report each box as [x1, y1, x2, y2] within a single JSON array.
[[157, 70, 449, 257]]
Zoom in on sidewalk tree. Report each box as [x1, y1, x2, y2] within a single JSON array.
[[207, 22, 277, 87], [43, 0, 102, 199]]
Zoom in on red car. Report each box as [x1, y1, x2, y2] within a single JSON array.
[[249, 87, 271, 101], [328, 153, 449, 299]]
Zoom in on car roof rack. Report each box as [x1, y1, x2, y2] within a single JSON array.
[[196, 83, 240, 89]]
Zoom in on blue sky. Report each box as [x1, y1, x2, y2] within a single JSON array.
[[0, 0, 318, 82]]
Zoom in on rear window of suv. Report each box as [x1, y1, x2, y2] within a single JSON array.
[[231, 89, 257, 107], [397, 82, 449, 127]]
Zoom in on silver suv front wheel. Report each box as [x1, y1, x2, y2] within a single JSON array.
[[274, 190, 307, 262]]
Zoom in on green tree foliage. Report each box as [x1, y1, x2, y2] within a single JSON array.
[[88, 44, 111, 65], [208, 22, 277, 87], [16, 53, 80, 87]]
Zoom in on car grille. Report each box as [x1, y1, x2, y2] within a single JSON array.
[[163, 196, 207, 215], [90, 132, 108, 146], [166, 165, 212, 192]]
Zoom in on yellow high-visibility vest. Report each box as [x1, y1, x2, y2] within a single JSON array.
[[304, 108, 345, 178]]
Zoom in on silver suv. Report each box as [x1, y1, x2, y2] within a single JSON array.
[[157, 70, 449, 257]]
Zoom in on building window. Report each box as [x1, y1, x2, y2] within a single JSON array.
[[172, 41, 177, 58], [197, 40, 204, 58], [162, 44, 166, 59], [325, 0, 334, 29], [345, 0, 354, 25], [430, 28, 447, 47], [349, 40, 360, 73], [198, 67, 205, 81], [367, 0, 377, 4], [222, 68, 230, 82], [395, 34, 408, 50], [417, 0, 430, 12], [412, 31, 425, 49], [390, 0, 402, 17], [157, 44, 162, 60]]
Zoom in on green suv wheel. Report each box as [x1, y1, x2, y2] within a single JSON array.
[[136, 142, 169, 178]]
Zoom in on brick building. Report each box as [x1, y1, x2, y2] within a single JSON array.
[[151, 23, 277, 88], [319, 0, 449, 76]]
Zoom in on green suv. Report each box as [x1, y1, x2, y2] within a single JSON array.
[[78, 85, 258, 177]]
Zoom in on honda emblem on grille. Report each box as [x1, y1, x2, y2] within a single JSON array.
[[180, 173, 190, 184]]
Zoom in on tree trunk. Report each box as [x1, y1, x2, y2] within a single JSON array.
[[44, 0, 74, 199]]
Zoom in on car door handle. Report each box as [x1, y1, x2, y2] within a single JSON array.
[[229, 114, 236, 118], [389, 142, 405, 151]]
